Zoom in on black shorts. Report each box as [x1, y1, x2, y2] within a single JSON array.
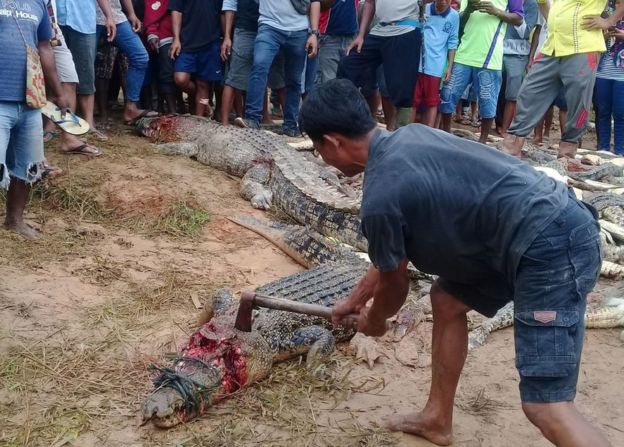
[[337, 28, 422, 108], [439, 198, 601, 403]]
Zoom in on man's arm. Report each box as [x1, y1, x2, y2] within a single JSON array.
[[445, 49, 456, 83], [306, 1, 321, 57], [527, 23, 541, 70], [355, 260, 410, 336], [346, 0, 375, 55], [169, 10, 182, 59], [39, 40, 70, 111], [97, 0, 117, 41], [120, 0, 142, 32], [221, 10, 235, 61]]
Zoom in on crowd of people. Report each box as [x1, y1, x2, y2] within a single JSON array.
[[1, 0, 624, 240]]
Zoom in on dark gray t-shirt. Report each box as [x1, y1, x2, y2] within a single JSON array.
[[360, 126, 569, 283]]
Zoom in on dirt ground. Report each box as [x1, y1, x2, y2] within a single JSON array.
[[1, 120, 623, 447]]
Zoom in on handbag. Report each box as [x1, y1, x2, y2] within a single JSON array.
[[13, 10, 47, 109]]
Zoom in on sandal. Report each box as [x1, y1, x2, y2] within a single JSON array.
[[88, 128, 109, 142], [41, 161, 64, 179], [43, 130, 61, 142], [61, 143, 102, 157], [124, 109, 159, 125]]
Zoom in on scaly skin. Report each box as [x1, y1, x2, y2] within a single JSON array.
[[136, 116, 367, 251]]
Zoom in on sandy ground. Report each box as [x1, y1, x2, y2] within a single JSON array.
[[0, 120, 623, 447]]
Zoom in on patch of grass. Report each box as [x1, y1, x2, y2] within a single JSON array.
[[151, 201, 210, 238], [30, 180, 112, 222]]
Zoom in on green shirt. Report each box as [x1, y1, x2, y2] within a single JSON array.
[[454, 0, 524, 70]]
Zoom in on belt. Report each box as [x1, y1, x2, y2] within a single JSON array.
[[378, 20, 422, 28]]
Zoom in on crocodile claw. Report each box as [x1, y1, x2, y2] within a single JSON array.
[[251, 192, 272, 210], [142, 387, 185, 428]]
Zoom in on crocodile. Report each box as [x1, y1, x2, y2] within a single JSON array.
[[141, 219, 423, 428], [468, 298, 624, 350], [136, 115, 367, 251]]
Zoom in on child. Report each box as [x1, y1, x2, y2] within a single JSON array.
[[169, 0, 224, 117], [412, 0, 459, 127]]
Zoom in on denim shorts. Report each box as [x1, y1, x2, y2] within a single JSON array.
[[439, 196, 601, 403], [0, 102, 45, 187], [174, 40, 223, 81], [440, 63, 502, 118], [225, 28, 256, 91]]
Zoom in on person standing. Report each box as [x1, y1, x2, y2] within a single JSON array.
[[169, 0, 224, 117], [95, 0, 156, 124], [316, 0, 359, 85], [595, 0, 624, 155], [337, 0, 424, 125], [233, 0, 321, 137], [1, 0, 70, 239], [55, 0, 116, 140], [411, 0, 459, 127], [502, 0, 624, 158], [439, 0, 524, 144]]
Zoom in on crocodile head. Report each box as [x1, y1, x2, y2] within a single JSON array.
[[136, 115, 216, 143], [142, 319, 273, 428]]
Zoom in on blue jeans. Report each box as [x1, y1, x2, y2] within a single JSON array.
[[595, 77, 624, 154], [0, 101, 44, 187], [245, 24, 308, 132], [440, 63, 502, 119], [97, 21, 148, 102]]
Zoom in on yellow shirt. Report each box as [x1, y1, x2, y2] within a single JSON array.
[[541, 0, 606, 56]]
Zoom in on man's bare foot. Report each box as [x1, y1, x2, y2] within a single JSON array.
[[3, 221, 41, 240], [384, 411, 452, 446]]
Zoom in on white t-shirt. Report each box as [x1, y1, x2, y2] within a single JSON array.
[[370, 0, 421, 37]]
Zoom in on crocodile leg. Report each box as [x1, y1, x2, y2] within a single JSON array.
[[240, 163, 273, 210], [271, 325, 336, 371]]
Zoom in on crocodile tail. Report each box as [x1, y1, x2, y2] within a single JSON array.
[[228, 215, 313, 268], [585, 298, 624, 328]]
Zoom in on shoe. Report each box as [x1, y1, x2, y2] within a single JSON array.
[[282, 127, 302, 138], [233, 117, 260, 130]]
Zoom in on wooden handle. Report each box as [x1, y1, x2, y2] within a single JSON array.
[[252, 293, 333, 319]]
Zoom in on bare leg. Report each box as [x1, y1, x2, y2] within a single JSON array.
[[544, 106, 554, 141], [381, 95, 396, 131], [221, 85, 235, 125], [365, 91, 381, 117], [441, 112, 453, 133], [194, 80, 210, 117], [533, 117, 546, 144], [261, 89, 273, 124], [174, 72, 196, 108], [77, 94, 96, 129], [4, 177, 40, 240], [501, 100, 517, 136], [522, 402, 611, 447], [385, 281, 470, 446], [58, 83, 100, 154], [502, 133, 525, 157], [479, 118, 494, 144], [423, 106, 438, 128], [95, 77, 109, 125]]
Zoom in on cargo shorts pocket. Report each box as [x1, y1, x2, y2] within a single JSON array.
[[514, 310, 580, 378]]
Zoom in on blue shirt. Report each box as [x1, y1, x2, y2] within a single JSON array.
[[56, 0, 96, 34], [319, 0, 358, 36], [420, 4, 459, 78], [0, 0, 53, 102]]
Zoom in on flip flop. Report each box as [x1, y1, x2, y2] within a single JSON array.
[[62, 143, 102, 157], [41, 161, 64, 179], [124, 109, 159, 125], [88, 128, 109, 142], [41, 101, 90, 135], [43, 130, 61, 142]]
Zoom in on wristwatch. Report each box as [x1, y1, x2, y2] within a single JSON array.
[[308, 29, 320, 37]]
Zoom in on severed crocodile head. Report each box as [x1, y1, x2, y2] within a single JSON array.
[[142, 316, 273, 428]]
